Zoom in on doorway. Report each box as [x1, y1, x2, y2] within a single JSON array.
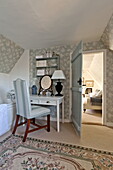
[[70, 44, 106, 135], [82, 50, 106, 125]]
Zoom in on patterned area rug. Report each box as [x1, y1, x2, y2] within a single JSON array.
[[0, 135, 113, 170]]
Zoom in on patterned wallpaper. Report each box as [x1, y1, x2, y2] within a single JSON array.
[[0, 34, 24, 73], [101, 13, 113, 50], [100, 13, 113, 123], [105, 49, 113, 122], [83, 40, 105, 51], [30, 45, 76, 119]]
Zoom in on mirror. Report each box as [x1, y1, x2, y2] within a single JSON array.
[[38, 75, 53, 96], [41, 75, 51, 89]]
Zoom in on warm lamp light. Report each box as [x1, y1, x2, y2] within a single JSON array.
[[51, 70, 66, 96]]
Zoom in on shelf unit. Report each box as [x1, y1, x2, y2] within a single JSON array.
[[36, 55, 60, 77]]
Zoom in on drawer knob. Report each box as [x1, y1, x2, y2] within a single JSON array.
[[46, 101, 50, 103]]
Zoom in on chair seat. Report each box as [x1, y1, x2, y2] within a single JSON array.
[[27, 105, 50, 119]]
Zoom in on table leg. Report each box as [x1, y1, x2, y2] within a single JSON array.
[[57, 101, 60, 132], [62, 98, 64, 123]]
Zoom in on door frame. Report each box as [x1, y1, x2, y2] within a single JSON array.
[[70, 49, 107, 125]]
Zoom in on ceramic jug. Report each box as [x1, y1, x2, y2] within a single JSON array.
[[32, 85, 37, 95]]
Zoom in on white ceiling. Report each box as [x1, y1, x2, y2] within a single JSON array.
[[0, 0, 113, 49]]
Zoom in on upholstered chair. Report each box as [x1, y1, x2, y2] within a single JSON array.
[[12, 78, 50, 142]]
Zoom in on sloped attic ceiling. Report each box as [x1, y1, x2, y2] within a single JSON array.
[[83, 54, 94, 72], [0, 0, 113, 49], [83, 52, 103, 88]]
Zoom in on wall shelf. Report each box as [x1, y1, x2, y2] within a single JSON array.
[[36, 56, 58, 61], [36, 55, 60, 77], [36, 65, 58, 69]]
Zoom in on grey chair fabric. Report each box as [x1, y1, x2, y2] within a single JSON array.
[[13, 78, 50, 118]]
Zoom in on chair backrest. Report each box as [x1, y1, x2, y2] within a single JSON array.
[[13, 78, 31, 118]]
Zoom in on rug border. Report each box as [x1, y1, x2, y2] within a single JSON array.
[[0, 135, 12, 144], [0, 134, 113, 156]]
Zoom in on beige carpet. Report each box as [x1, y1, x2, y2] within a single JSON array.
[[1, 121, 113, 152], [82, 109, 102, 125]]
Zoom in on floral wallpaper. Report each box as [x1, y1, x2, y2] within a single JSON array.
[[100, 12, 113, 123], [101, 13, 113, 50], [30, 45, 76, 119], [105, 49, 113, 123], [0, 34, 24, 73], [83, 40, 105, 51]]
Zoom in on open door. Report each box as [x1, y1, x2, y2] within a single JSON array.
[[71, 41, 83, 136]]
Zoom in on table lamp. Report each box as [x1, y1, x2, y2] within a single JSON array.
[[51, 70, 66, 96]]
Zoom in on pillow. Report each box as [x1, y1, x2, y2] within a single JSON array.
[[95, 89, 100, 93], [95, 90, 102, 98], [89, 89, 102, 98], [89, 89, 99, 97]]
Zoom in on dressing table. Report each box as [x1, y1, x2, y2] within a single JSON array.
[[31, 74, 64, 132], [30, 95, 64, 132]]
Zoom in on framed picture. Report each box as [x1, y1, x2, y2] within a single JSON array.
[[85, 80, 94, 87]]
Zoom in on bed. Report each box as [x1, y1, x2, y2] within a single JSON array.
[[0, 103, 16, 136], [83, 90, 102, 112]]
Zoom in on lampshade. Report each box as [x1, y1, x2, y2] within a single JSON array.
[[51, 70, 66, 80]]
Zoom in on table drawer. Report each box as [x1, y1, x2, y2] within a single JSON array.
[[39, 100, 56, 105], [31, 99, 39, 104]]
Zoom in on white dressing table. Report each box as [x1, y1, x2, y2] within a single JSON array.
[[30, 95, 64, 132]]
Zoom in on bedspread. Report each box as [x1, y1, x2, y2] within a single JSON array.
[[0, 104, 10, 136], [90, 97, 102, 106]]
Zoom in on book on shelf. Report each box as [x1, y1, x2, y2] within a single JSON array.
[[37, 69, 45, 76], [36, 60, 47, 67]]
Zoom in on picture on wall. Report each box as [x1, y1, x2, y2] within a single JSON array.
[[85, 80, 94, 87]]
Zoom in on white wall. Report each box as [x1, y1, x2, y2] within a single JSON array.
[[83, 52, 103, 91], [89, 52, 103, 89], [0, 50, 29, 102], [0, 73, 10, 102], [9, 50, 29, 89], [83, 71, 100, 91]]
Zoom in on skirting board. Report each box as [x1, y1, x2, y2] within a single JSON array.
[[106, 122, 113, 127], [36, 116, 71, 123], [72, 118, 80, 135]]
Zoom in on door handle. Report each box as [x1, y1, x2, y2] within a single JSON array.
[[77, 78, 82, 85]]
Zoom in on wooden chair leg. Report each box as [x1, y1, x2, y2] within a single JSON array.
[[32, 118, 35, 124], [23, 119, 31, 142], [12, 115, 20, 134], [47, 114, 50, 132]]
